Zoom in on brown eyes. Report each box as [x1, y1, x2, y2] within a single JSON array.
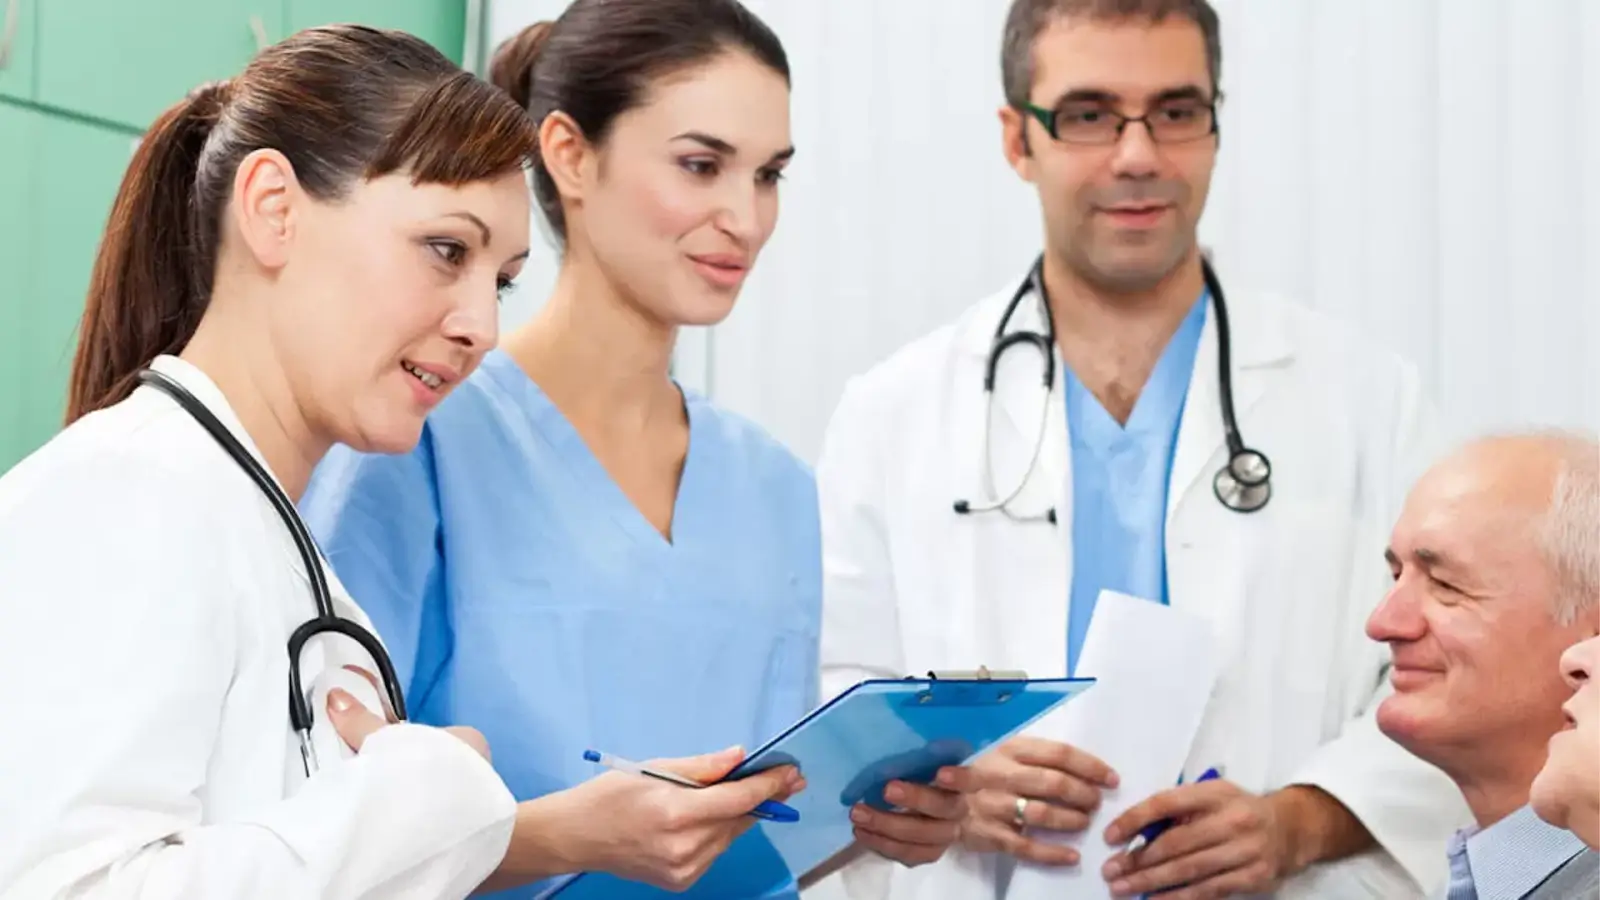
[[678, 157, 785, 185]]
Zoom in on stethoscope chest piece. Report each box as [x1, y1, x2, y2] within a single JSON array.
[[1213, 448, 1272, 513], [957, 252, 1275, 521]]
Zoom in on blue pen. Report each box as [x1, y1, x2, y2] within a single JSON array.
[[582, 749, 801, 823], [1125, 766, 1223, 853]]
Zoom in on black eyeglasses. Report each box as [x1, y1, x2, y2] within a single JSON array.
[[1023, 95, 1220, 145]]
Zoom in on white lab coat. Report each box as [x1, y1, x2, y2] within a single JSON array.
[[0, 356, 516, 899], [812, 280, 1473, 900]]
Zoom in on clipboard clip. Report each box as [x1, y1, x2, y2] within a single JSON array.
[[920, 666, 1029, 681]]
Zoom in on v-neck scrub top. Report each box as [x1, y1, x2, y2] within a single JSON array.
[[301, 349, 822, 898], [1063, 292, 1206, 677]]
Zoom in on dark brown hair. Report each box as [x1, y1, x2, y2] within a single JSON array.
[[487, 0, 789, 242], [65, 24, 538, 423], [1001, 0, 1223, 107]]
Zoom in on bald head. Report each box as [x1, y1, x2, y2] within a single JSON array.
[[1430, 430, 1599, 621], [1367, 428, 1599, 825]]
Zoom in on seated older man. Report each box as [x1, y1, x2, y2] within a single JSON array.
[[1366, 430, 1599, 900], [1533, 632, 1600, 852]]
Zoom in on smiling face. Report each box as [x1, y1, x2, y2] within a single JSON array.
[[270, 167, 532, 453], [1366, 445, 1590, 787], [1531, 634, 1600, 848], [1000, 14, 1217, 294], [561, 49, 793, 327]]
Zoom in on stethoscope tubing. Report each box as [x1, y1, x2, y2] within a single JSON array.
[[135, 368, 408, 773], [958, 253, 1271, 518]]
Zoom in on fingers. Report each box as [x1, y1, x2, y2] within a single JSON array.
[[705, 765, 803, 820], [1138, 862, 1274, 900], [1105, 836, 1258, 898], [443, 725, 491, 762], [960, 816, 1081, 867], [327, 688, 387, 752], [971, 789, 1090, 833], [651, 745, 747, 783], [970, 754, 1102, 813], [851, 802, 960, 848], [1005, 738, 1119, 788], [854, 827, 949, 868], [1006, 764, 1103, 812], [932, 765, 979, 794], [1110, 809, 1234, 873], [341, 664, 397, 722], [881, 779, 965, 821], [1104, 780, 1235, 845]]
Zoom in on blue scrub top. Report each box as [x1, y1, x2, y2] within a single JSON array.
[[301, 350, 822, 899], [1064, 294, 1207, 676]]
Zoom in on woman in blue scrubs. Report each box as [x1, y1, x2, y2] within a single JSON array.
[[300, 1, 966, 896]]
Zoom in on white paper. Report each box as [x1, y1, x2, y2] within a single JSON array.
[[1004, 590, 1221, 900]]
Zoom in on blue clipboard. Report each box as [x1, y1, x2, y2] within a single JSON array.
[[536, 673, 1095, 899]]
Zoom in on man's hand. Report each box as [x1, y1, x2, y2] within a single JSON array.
[[849, 766, 974, 868], [1100, 782, 1358, 899], [960, 737, 1120, 867]]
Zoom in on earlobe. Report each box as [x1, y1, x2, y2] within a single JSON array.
[[231, 148, 298, 270], [997, 107, 1034, 183], [539, 111, 591, 204]]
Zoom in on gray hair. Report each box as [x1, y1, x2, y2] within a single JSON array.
[[1000, 0, 1223, 109], [1538, 429, 1600, 624]]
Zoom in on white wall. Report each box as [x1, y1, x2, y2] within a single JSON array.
[[487, 0, 1600, 463]]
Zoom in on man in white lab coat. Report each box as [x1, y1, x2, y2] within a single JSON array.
[[812, 0, 1472, 898]]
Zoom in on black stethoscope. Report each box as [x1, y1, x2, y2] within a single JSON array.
[[136, 368, 408, 777], [952, 254, 1271, 522]]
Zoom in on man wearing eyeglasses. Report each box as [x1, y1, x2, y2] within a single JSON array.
[[813, 2, 1473, 899]]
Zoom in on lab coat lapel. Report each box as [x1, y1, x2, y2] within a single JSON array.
[[1163, 290, 1292, 644], [965, 283, 1065, 513], [145, 356, 368, 693], [956, 285, 1072, 680], [1166, 289, 1290, 524]]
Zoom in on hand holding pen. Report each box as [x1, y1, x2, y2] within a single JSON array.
[[546, 745, 804, 892], [1101, 765, 1302, 898], [584, 748, 801, 822], [1124, 766, 1223, 852]]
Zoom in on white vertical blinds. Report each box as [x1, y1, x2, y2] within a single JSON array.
[[489, 0, 1600, 464]]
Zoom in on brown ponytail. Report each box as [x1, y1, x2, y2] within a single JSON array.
[[65, 81, 229, 423], [488, 20, 553, 113]]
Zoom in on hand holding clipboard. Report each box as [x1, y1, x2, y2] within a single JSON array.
[[540, 670, 1094, 898]]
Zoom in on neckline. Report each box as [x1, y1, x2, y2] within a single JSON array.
[[483, 350, 703, 552], [1065, 291, 1209, 444]]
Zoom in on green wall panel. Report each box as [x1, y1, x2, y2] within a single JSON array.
[[0, 102, 40, 472], [0, 0, 38, 101], [287, 0, 464, 63], [1, 115, 133, 472], [37, 0, 283, 130]]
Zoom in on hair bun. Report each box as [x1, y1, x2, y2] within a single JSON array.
[[488, 21, 554, 111], [185, 78, 232, 121]]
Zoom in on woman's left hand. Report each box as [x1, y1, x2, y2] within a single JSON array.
[[850, 767, 975, 867]]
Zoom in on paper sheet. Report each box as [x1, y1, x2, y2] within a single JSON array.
[[1004, 590, 1221, 900]]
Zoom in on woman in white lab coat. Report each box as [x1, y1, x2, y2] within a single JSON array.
[[0, 24, 797, 900]]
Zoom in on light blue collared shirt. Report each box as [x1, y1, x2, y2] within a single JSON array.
[[1063, 293, 1207, 676], [1444, 805, 1589, 900]]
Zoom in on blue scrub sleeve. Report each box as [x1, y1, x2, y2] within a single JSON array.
[[301, 428, 450, 706]]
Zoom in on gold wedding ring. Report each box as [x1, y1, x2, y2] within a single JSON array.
[[1013, 796, 1029, 830]]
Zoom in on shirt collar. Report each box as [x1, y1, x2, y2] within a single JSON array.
[[1462, 805, 1588, 900]]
